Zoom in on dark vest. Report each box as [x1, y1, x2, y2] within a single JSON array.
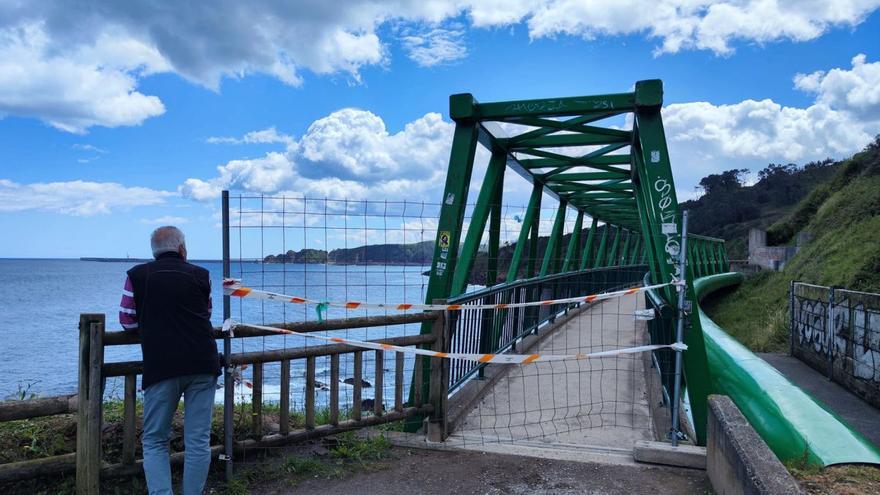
[[127, 252, 220, 389]]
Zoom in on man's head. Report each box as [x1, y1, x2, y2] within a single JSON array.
[[151, 226, 187, 260]]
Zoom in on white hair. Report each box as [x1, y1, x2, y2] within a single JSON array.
[[151, 226, 186, 257]]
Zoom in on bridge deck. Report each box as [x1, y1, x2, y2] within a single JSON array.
[[450, 293, 654, 452]]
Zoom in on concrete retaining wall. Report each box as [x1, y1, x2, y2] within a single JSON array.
[[707, 395, 803, 495], [792, 285, 880, 409]]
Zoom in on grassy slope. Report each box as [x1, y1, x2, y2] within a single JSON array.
[[702, 142, 880, 352]]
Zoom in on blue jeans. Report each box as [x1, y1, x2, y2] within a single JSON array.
[[142, 374, 217, 495]]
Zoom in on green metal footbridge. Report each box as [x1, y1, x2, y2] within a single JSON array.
[[418, 80, 880, 466]]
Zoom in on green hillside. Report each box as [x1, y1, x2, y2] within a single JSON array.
[[701, 137, 880, 351], [681, 158, 840, 259]]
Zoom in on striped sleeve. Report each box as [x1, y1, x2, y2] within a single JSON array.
[[119, 275, 139, 331]]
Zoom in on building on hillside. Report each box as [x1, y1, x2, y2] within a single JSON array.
[[747, 228, 811, 271]]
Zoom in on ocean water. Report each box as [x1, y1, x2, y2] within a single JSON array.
[[0, 259, 435, 407]]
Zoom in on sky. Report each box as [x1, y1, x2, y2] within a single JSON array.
[[0, 1, 878, 258]]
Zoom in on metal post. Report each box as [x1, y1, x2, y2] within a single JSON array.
[[827, 286, 835, 380], [789, 280, 796, 356], [670, 211, 689, 446], [221, 190, 233, 481]]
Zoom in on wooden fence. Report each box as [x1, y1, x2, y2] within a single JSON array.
[[0, 310, 449, 493]]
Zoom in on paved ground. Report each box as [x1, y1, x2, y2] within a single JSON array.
[[244, 295, 712, 494], [759, 352, 880, 449], [450, 294, 654, 452], [286, 447, 710, 495]]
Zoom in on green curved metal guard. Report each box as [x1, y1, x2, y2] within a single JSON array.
[[695, 272, 880, 466]]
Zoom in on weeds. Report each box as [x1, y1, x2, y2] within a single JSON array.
[[329, 432, 391, 463], [4, 380, 41, 401]]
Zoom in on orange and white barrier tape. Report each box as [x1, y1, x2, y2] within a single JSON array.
[[221, 319, 687, 363], [222, 278, 679, 312]]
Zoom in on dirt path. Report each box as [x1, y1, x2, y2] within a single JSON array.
[[255, 447, 710, 495]]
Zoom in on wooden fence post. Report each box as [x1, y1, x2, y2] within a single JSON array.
[[76, 314, 104, 495], [251, 362, 263, 439], [280, 359, 290, 436], [427, 304, 450, 442], [122, 374, 137, 465]]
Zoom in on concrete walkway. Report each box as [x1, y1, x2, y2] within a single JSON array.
[[449, 294, 654, 455], [759, 352, 880, 449]]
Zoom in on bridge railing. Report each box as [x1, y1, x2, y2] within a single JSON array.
[[445, 264, 648, 391], [67, 312, 443, 492]]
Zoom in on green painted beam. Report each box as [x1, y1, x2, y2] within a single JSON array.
[[564, 191, 632, 200], [468, 92, 635, 120], [632, 79, 711, 445], [538, 143, 631, 178], [562, 210, 584, 272], [486, 166, 504, 287], [707, 240, 719, 275], [606, 226, 621, 267], [619, 229, 631, 266], [629, 234, 642, 264], [450, 151, 506, 296], [508, 113, 621, 143], [540, 201, 567, 277], [548, 183, 633, 193], [422, 120, 479, 302], [506, 183, 543, 282], [594, 224, 609, 267], [509, 122, 631, 140], [579, 217, 598, 270], [508, 132, 630, 149], [694, 273, 880, 467], [545, 171, 630, 181], [521, 154, 631, 169], [411, 115, 480, 430]]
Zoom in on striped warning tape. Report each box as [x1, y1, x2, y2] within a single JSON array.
[[222, 278, 680, 311], [221, 319, 687, 363]]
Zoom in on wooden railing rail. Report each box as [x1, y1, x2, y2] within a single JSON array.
[[0, 311, 449, 493]]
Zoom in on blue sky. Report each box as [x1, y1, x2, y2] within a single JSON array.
[[0, 1, 878, 258]]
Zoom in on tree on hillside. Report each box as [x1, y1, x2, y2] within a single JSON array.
[[696, 168, 749, 195]]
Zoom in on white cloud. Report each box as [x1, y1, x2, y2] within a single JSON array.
[[0, 23, 166, 133], [299, 109, 453, 181], [472, 0, 880, 56], [400, 25, 468, 67], [72, 144, 109, 154], [207, 127, 295, 146], [181, 108, 454, 202], [140, 215, 189, 225], [662, 54, 880, 186], [72, 143, 109, 164], [664, 99, 873, 163], [183, 54, 880, 207], [180, 151, 297, 201], [3, 1, 878, 132], [0, 179, 172, 216], [794, 53, 880, 120]]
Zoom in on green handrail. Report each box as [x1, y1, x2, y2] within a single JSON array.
[[694, 273, 880, 466]]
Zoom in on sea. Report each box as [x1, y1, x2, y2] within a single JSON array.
[[0, 259, 440, 408]]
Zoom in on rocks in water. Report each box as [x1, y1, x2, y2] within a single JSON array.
[[360, 398, 385, 412], [314, 380, 331, 392], [342, 377, 372, 388]]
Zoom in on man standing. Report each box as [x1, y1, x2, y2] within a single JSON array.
[[119, 226, 220, 495]]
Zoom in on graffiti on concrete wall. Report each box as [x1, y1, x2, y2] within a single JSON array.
[[793, 286, 880, 385], [795, 296, 827, 355]]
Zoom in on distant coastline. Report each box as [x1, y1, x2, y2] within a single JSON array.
[[79, 257, 248, 263]]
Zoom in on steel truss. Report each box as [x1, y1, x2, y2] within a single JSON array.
[[417, 80, 730, 444]]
